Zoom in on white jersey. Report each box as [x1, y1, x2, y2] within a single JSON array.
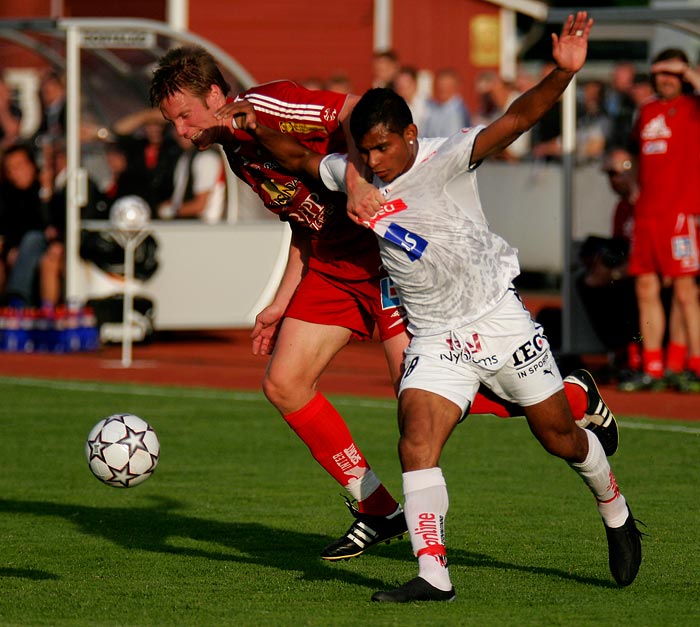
[[320, 127, 520, 336]]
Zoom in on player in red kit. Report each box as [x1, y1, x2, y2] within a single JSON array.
[[621, 48, 700, 392], [150, 46, 618, 561]]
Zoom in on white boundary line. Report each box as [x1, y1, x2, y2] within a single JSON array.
[[1, 376, 699, 434]]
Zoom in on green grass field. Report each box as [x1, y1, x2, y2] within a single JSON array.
[[1, 375, 698, 627]]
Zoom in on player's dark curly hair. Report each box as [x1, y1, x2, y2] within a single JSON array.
[[349, 88, 413, 145], [149, 46, 231, 107]]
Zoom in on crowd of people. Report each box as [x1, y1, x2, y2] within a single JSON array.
[[0, 68, 229, 315], [304, 52, 660, 165], [2, 39, 699, 389], [297, 48, 700, 393]]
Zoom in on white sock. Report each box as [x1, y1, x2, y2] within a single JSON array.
[[344, 469, 381, 502], [569, 429, 628, 527], [403, 467, 452, 591]]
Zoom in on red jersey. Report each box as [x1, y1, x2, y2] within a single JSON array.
[[224, 80, 380, 280], [632, 93, 700, 219]]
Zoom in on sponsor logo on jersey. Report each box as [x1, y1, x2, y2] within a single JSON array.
[[641, 114, 671, 141], [511, 329, 551, 378], [279, 120, 327, 135], [260, 177, 298, 207], [322, 107, 338, 123], [419, 150, 438, 164], [673, 235, 700, 270], [380, 276, 402, 309], [286, 191, 330, 231], [384, 223, 428, 261], [366, 198, 408, 228], [642, 140, 667, 155]]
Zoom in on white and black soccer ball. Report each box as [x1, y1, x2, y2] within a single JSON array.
[[85, 413, 160, 488]]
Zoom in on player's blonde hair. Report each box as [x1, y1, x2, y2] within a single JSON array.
[[150, 46, 231, 107]]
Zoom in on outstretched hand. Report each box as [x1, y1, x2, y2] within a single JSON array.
[[251, 303, 285, 356], [215, 98, 258, 132], [552, 11, 594, 74]]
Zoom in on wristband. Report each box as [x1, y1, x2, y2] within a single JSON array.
[[231, 116, 239, 130]]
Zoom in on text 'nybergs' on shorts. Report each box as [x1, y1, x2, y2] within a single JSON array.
[[399, 288, 564, 414]]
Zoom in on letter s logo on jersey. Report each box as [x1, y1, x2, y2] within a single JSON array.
[[384, 223, 428, 261]]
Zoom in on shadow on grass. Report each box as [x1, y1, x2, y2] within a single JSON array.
[[0, 567, 59, 581], [0, 497, 616, 589], [351, 531, 617, 589], [0, 496, 389, 589]]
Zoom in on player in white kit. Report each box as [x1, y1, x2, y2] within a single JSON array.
[[222, 12, 643, 601]]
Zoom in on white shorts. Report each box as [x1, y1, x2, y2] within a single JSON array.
[[399, 288, 563, 414]]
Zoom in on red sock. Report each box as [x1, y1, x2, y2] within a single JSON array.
[[471, 383, 586, 421], [665, 342, 687, 373], [284, 393, 398, 515], [356, 484, 397, 515], [627, 342, 642, 371], [688, 355, 700, 377], [642, 348, 664, 378], [470, 391, 513, 417], [564, 381, 587, 421]]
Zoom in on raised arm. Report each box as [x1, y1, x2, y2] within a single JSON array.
[[651, 57, 700, 92], [472, 11, 593, 165], [338, 94, 385, 224]]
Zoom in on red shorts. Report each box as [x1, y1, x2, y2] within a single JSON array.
[[285, 268, 407, 341], [628, 213, 700, 277]]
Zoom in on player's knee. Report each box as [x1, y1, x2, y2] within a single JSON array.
[[398, 433, 438, 470], [262, 370, 311, 412], [538, 427, 587, 461]]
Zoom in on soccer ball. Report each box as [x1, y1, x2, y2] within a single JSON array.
[[85, 413, 160, 487]]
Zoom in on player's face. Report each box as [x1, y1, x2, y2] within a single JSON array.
[[160, 87, 226, 151], [358, 123, 417, 183]]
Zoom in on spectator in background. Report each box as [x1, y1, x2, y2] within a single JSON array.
[[629, 72, 655, 111], [0, 76, 22, 152], [100, 140, 144, 207], [371, 49, 400, 89], [422, 67, 471, 137], [5, 140, 102, 311], [0, 144, 46, 304], [92, 108, 182, 216], [514, 64, 538, 93], [473, 70, 530, 160], [620, 48, 700, 393], [79, 138, 160, 284], [604, 61, 637, 150], [301, 77, 324, 91], [577, 147, 640, 379], [326, 73, 353, 95], [158, 133, 227, 223], [32, 70, 67, 152], [530, 62, 563, 161], [576, 79, 612, 162], [393, 66, 429, 130]]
